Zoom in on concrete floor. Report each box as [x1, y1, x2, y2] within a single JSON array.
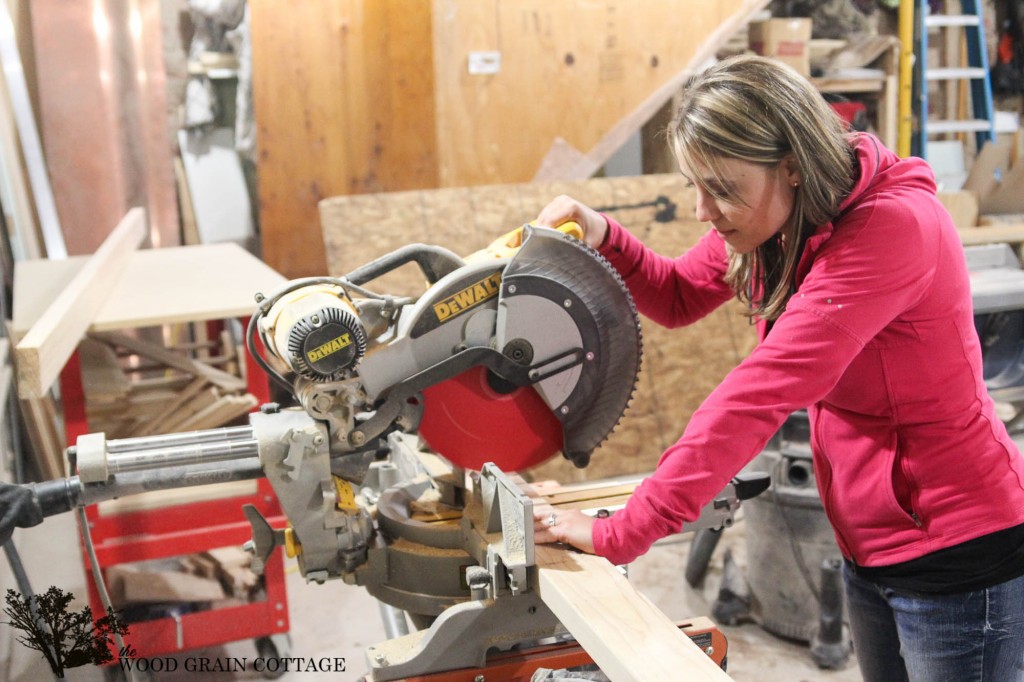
[[1, 510, 863, 682]]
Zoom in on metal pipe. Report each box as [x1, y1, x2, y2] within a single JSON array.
[[107, 439, 260, 474], [106, 425, 254, 453]]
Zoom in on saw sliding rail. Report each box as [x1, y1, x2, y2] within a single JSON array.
[[26, 425, 264, 517]]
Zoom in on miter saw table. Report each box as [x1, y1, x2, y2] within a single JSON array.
[[2, 224, 766, 680]]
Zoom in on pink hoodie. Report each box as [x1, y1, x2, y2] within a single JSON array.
[[592, 133, 1024, 567]]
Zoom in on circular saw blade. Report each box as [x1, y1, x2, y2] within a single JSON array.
[[418, 366, 563, 471], [500, 226, 643, 467]]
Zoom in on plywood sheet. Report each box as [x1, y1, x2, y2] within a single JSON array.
[[252, 0, 767, 279], [319, 174, 757, 481], [251, 0, 437, 278]]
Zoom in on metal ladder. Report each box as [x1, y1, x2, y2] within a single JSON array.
[[913, 0, 996, 159]]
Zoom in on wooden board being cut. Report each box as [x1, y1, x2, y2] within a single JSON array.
[[535, 544, 731, 681], [319, 173, 759, 482]]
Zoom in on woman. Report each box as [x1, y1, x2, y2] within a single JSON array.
[[533, 55, 1024, 681]]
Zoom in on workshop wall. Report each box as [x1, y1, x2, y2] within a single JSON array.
[[319, 174, 759, 483], [252, 0, 768, 279]]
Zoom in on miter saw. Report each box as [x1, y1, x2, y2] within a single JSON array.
[[3, 225, 764, 680]]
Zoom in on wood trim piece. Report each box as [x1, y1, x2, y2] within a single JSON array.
[[14, 208, 146, 398]]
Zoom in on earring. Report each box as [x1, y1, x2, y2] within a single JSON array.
[[791, 181, 800, 188]]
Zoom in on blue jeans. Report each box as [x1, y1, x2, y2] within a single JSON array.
[[843, 564, 1024, 682]]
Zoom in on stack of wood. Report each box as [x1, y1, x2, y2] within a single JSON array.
[[81, 327, 257, 439], [106, 546, 262, 610]]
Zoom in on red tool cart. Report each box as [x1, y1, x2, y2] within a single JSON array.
[[61, 342, 290, 665], [14, 243, 292, 670]]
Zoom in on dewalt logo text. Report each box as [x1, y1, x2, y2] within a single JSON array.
[[307, 333, 352, 363], [433, 273, 502, 322]]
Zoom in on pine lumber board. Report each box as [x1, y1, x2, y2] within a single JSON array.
[[118, 569, 226, 604], [937, 190, 979, 229], [14, 208, 146, 398], [128, 374, 196, 391], [138, 378, 210, 435], [519, 472, 730, 681], [78, 338, 131, 401], [979, 213, 1024, 226], [175, 393, 257, 432], [5, 321, 63, 477], [18, 393, 65, 478], [535, 545, 731, 681], [159, 387, 221, 434]]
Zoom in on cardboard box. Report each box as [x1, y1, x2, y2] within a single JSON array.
[[748, 18, 813, 76]]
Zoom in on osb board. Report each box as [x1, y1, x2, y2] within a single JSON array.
[[252, 0, 766, 279], [319, 174, 757, 482]]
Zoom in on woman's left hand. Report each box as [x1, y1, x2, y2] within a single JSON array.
[[532, 505, 597, 554]]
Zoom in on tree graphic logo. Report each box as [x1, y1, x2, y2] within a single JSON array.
[[2, 586, 130, 677]]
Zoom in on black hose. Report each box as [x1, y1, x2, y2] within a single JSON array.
[[685, 528, 723, 588]]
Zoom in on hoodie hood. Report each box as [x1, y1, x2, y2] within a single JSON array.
[[838, 133, 937, 214]]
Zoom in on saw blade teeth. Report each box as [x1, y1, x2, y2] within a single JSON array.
[[504, 227, 644, 463]]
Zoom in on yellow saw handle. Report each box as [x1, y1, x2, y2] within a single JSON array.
[[468, 221, 583, 262]]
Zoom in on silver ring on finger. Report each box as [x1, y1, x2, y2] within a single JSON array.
[[547, 511, 557, 527]]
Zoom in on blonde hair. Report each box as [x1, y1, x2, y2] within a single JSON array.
[[669, 55, 855, 320]]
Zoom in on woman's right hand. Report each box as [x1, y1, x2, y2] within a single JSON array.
[[535, 195, 609, 248]]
